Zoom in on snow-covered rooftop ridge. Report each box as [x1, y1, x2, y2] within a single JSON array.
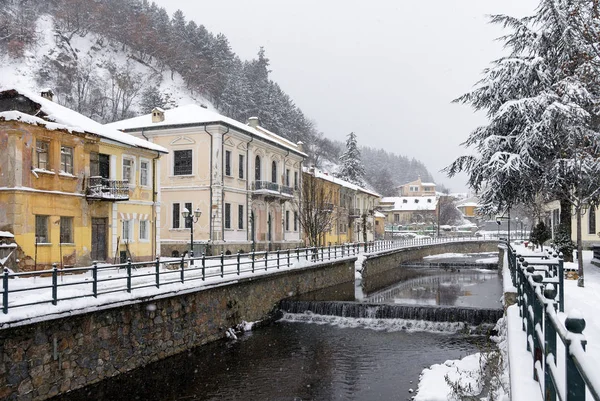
[[0, 231, 14, 238], [302, 167, 380, 197], [106, 104, 306, 156], [380, 196, 438, 211], [0, 88, 167, 153], [420, 182, 436, 186]]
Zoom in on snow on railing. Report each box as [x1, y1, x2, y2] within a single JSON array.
[[506, 244, 599, 401], [1, 236, 495, 316]]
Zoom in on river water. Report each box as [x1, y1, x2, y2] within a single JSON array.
[[54, 254, 501, 401]]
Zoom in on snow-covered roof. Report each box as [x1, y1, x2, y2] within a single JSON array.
[[106, 104, 306, 157], [457, 202, 480, 208], [0, 88, 167, 153], [0, 231, 15, 238], [374, 211, 386, 218], [303, 167, 381, 197], [421, 182, 436, 187], [380, 196, 438, 211]]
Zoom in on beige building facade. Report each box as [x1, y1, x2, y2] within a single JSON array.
[[108, 106, 305, 255]]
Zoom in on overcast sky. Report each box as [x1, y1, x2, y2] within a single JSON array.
[[153, 0, 538, 192]]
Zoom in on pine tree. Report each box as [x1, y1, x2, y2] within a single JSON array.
[[337, 132, 366, 187], [446, 0, 600, 286]]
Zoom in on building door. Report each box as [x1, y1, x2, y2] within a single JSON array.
[[90, 153, 110, 178], [91, 218, 107, 261]]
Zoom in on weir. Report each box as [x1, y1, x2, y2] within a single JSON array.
[[279, 299, 503, 326]]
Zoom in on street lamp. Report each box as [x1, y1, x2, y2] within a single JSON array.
[[182, 207, 202, 258]]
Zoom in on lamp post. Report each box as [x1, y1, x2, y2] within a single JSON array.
[[182, 207, 202, 258]]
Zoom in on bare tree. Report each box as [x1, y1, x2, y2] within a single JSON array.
[[297, 172, 336, 247]]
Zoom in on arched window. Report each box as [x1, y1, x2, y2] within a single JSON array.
[[271, 161, 277, 183], [255, 155, 261, 180], [589, 207, 596, 234]]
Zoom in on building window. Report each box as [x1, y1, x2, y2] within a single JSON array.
[[394, 214, 400, 223], [271, 161, 277, 183], [225, 150, 232, 176], [36, 215, 49, 243], [172, 203, 180, 228], [589, 207, 596, 234], [239, 154, 245, 179], [36, 140, 49, 170], [123, 158, 133, 184], [255, 155, 261, 180], [238, 205, 244, 229], [60, 146, 73, 174], [294, 211, 298, 231], [60, 216, 73, 243], [140, 160, 149, 186], [285, 210, 290, 231], [184, 202, 192, 228], [294, 171, 298, 190], [285, 169, 290, 187], [139, 220, 149, 240], [174, 150, 193, 175], [122, 220, 132, 241], [225, 203, 231, 229]]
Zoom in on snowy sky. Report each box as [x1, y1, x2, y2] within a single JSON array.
[[152, 0, 538, 192]]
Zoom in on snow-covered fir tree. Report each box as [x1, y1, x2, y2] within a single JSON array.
[[337, 132, 366, 187], [446, 0, 600, 286]]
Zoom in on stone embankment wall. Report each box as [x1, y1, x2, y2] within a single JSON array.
[[361, 241, 499, 292], [0, 258, 356, 401]]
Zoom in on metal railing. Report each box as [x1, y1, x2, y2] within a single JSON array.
[[86, 177, 129, 200], [506, 244, 599, 401], [253, 180, 280, 192], [1, 235, 496, 315]]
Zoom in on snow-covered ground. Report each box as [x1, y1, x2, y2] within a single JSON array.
[[414, 246, 600, 401]]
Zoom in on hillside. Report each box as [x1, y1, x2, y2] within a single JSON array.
[[0, 0, 434, 191]]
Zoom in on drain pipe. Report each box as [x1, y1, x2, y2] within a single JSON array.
[[246, 137, 254, 246], [221, 127, 230, 245], [203, 126, 214, 252]]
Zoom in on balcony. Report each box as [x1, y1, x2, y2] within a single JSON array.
[[253, 181, 294, 199], [86, 177, 129, 201], [349, 208, 361, 217]]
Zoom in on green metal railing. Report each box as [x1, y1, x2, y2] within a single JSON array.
[[1, 236, 495, 315], [506, 244, 599, 401]]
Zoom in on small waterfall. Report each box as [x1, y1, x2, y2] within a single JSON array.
[[279, 300, 503, 326]]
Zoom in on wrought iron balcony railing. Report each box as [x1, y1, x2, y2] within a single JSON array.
[[349, 208, 361, 217], [280, 185, 294, 196], [86, 176, 130, 201]]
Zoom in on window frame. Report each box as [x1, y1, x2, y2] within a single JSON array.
[[60, 216, 74, 244], [255, 155, 261, 180], [589, 207, 596, 235], [173, 149, 193, 176], [184, 202, 192, 229], [60, 145, 74, 175], [271, 161, 277, 184], [294, 171, 298, 190], [225, 203, 231, 229], [36, 140, 50, 170], [172, 203, 181, 229], [238, 154, 245, 179], [139, 219, 149, 241], [294, 211, 298, 231], [122, 156, 135, 185], [285, 210, 290, 231], [35, 215, 50, 243], [139, 159, 150, 187], [225, 150, 232, 177], [122, 220, 133, 242], [238, 204, 244, 230]]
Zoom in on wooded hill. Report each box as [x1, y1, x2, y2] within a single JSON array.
[[0, 0, 434, 194]]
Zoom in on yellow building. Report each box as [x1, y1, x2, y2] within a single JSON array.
[[302, 168, 380, 246], [0, 88, 167, 271]]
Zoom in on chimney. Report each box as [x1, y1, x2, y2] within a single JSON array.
[[151, 107, 165, 123], [296, 141, 304, 152], [247, 116, 259, 128], [40, 89, 54, 101]]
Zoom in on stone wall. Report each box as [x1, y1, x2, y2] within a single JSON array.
[[361, 241, 499, 292], [0, 257, 356, 400]]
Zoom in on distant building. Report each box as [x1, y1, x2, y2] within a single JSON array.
[[0, 88, 167, 271], [108, 106, 306, 255], [456, 196, 481, 223], [378, 196, 438, 227], [396, 177, 436, 197]]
